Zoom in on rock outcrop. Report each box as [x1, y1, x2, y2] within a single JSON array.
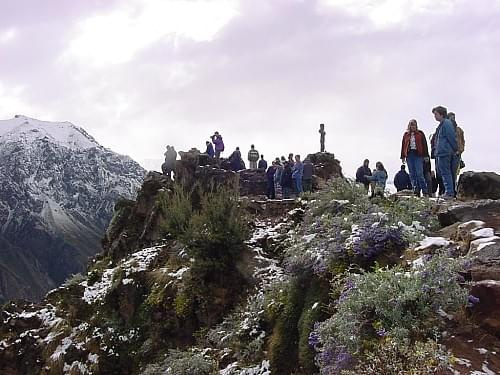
[[458, 171, 500, 200]]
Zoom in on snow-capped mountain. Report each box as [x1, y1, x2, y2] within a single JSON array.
[[0, 115, 146, 302]]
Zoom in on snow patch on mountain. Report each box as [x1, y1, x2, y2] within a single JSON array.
[[0, 115, 99, 150]]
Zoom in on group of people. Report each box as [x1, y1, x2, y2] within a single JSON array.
[[356, 105, 465, 199], [263, 154, 315, 199], [203, 135, 316, 199]]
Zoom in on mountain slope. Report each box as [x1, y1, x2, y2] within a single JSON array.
[[0, 115, 146, 302]]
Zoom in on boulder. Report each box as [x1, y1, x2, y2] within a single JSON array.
[[306, 152, 343, 181], [458, 171, 500, 200], [238, 169, 268, 196], [437, 199, 500, 229]]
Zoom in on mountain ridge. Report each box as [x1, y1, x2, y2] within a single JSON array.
[[0, 115, 146, 302]]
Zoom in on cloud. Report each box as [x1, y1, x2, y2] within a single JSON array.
[[1, 0, 500, 179], [0, 28, 17, 44], [61, 0, 239, 66]]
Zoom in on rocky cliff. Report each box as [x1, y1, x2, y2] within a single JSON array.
[[1, 155, 499, 374], [0, 116, 146, 302]]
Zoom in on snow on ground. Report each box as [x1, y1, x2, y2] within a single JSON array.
[[81, 246, 163, 304], [81, 268, 116, 305], [168, 267, 189, 280], [415, 236, 450, 251], [471, 228, 496, 239]]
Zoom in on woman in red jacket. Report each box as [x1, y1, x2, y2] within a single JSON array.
[[400, 119, 429, 196]]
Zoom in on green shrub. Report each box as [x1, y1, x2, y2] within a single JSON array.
[[143, 349, 216, 375], [157, 186, 193, 238]]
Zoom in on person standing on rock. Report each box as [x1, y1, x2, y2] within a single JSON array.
[[281, 161, 293, 199], [248, 145, 259, 169], [292, 155, 304, 194], [229, 147, 243, 171], [274, 158, 284, 199], [432, 106, 458, 199], [400, 119, 429, 197], [205, 141, 215, 158], [211, 132, 225, 159], [302, 158, 314, 192], [258, 155, 268, 171], [356, 159, 372, 193], [163, 145, 177, 179], [394, 165, 412, 191], [266, 162, 277, 199], [365, 162, 388, 198], [448, 112, 465, 196]]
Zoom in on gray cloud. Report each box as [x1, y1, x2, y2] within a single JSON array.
[[1, 0, 499, 178]]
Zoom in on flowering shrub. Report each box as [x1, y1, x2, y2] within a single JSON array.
[[351, 225, 408, 265], [310, 253, 468, 374]]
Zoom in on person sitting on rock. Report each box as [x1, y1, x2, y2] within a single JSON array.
[[356, 159, 372, 193], [266, 162, 277, 199], [248, 145, 259, 169], [394, 165, 412, 192], [365, 162, 388, 198], [211, 131, 225, 158], [292, 155, 304, 194], [302, 158, 314, 192], [258, 155, 268, 171], [205, 141, 214, 158]]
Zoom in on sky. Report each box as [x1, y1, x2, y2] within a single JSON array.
[[1, 0, 499, 178]]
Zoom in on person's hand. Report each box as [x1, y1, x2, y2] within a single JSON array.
[[401, 158, 406, 164]]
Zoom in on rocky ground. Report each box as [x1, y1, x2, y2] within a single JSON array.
[[0, 157, 499, 374]]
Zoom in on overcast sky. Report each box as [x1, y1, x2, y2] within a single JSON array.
[[1, 0, 499, 178]]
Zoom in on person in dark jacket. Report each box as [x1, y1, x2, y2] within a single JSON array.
[[229, 147, 243, 172], [281, 162, 293, 199], [394, 165, 412, 191], [401, 119, 429, 197], [356, 159, 372, 192], [205, 141, 215, 158], [258, 155, 268, 171], [211, 131, 224, 158], [302, 158, 314, 192], [432, 106, 458, 198], [266, 162, 277, 199], [162, 145, 177, 179]]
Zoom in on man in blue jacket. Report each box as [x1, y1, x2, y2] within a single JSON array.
[[432, 106, 458, 198]]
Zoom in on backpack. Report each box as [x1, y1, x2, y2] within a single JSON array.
[[456, 126, 465, 154]]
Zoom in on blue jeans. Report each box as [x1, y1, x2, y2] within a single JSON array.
[[294, 178, 303, 194], [437, 154, 455, 196], [406, 152, 427, 194]]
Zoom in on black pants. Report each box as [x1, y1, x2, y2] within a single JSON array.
[[267, 182, 276, 199]]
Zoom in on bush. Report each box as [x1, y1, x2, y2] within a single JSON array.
[[143, 349, 216, 375], [341, 339, 451, 375], [310, 253, 468, 374], [157, 186, 193, 238]]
